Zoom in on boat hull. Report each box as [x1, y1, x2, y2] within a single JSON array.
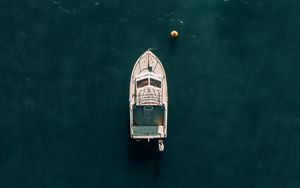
[[129, 50, 168, 141]]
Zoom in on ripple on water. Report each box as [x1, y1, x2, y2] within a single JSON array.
[[93, 1, 100, 6], [51, 0, 77, 14]]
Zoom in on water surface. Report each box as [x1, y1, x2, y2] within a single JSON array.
[[1, 0, 300, 187]]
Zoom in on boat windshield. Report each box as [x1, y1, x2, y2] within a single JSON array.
[[137, 78, 148, 88], [150, 78, 161, 88]]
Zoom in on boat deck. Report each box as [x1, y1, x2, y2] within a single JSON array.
[[131, 105, 165, 137], [133, 105, 164, 126]]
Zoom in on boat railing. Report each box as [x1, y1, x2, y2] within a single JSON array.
[[136, 90, 162, 105]]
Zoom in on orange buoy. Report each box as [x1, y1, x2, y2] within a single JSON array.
[[170, 30, 179, 39]]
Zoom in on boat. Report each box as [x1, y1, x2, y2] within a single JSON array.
[[129, 49, 168, 151]]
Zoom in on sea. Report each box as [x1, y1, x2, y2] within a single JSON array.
[[1, 0, 300, 187]]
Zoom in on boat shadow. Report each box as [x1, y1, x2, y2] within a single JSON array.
[[127, 137, 163, 177], [128, 138, 162, 160]]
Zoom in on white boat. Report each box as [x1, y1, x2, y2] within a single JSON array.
[[129, 50, 168, 151]]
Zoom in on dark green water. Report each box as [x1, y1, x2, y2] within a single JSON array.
[[1, 0, 300, 187]]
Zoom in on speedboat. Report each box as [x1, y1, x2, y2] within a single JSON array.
[[129, 50, 168, 151]]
